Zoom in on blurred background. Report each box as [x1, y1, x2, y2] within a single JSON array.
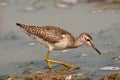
[[0, 0, 120, 79]]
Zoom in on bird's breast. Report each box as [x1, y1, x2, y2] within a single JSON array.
[[54, 34, 74, 50]]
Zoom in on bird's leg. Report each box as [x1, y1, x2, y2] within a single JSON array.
[[45, 50, 79, 69], [45, 50, 52, 69]]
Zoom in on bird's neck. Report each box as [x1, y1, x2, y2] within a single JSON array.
[[73, 35, 85, 48]]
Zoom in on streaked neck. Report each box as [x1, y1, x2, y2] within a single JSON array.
[[74, 35, 85, 48]]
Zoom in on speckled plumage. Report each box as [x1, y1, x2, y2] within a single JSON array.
[[16, 23, 76, 50], [16, 23, 101, 69]]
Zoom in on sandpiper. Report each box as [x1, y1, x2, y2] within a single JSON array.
[[16, 23, 101, 69]]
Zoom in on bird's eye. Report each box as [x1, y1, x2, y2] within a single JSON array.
[[86, 39, 90, 41]]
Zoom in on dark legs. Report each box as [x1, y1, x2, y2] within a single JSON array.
[[45, 50, 79, 69]]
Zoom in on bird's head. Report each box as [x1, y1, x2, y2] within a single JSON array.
[[80, 32, 101, 55]]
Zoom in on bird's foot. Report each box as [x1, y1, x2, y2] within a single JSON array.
[[48, 62, 52, 69], [62, 63, 79, 69]]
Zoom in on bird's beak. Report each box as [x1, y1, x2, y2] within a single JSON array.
[[89, 42, 101, 55], [92, 46, 101, 55]]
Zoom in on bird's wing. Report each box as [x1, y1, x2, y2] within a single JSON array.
[[16, 23, 73, 43], [30, 26, 69, 43]]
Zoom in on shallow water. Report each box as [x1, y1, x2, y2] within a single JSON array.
[[0, 1, 120, 79]]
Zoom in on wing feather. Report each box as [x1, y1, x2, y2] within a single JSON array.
[[16, 23, 73, 43]]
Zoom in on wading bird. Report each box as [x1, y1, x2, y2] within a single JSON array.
[[16, 23, 101, 69]]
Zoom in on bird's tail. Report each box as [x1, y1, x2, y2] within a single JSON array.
[[16, 23, 38, 36], [16, 23, 28, 30], [16, 23, 34, 32], [16, 23, 22, 26]]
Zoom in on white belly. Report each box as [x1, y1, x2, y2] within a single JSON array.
[[31, 34, 71, 51], [33, 36, 54, 50], [54, 39, 68, 50]]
